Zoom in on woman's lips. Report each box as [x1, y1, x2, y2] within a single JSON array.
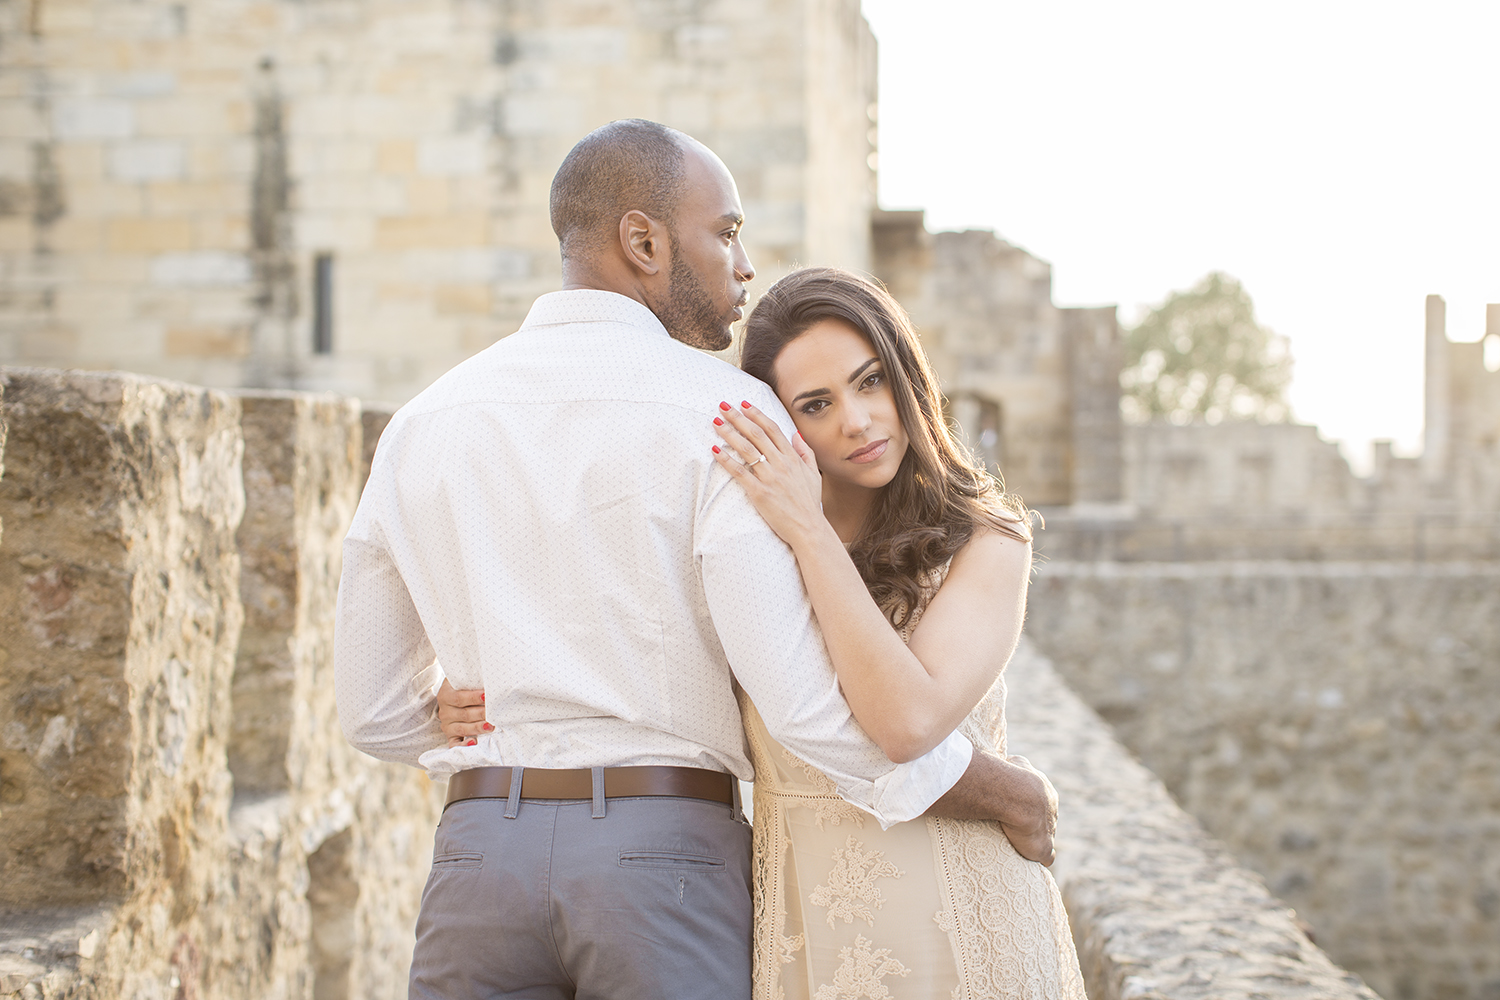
[[847, 439, 888, 464]]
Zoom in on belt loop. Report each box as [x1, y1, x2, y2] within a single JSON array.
[[504, 766, 524, 819], [591, 767, 606, 819]]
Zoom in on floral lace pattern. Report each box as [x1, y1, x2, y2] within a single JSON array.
[[811, 936, 910, 1000], [809, 837, 903, 927], [742, 558, 1086, 1000]]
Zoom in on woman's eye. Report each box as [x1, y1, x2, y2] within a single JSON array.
[[861, 371, 883, 389], [799, 399, 829, 415]]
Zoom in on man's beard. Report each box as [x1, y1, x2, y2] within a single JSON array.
[[657, 250, 737, 352]]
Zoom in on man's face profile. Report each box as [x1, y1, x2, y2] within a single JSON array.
[[656, 147, 754, 352]]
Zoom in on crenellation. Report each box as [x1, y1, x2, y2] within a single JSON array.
[[0, 369, 438, 1000]]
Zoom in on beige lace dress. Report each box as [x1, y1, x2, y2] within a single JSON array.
[[737, 562, 1086, 1000]]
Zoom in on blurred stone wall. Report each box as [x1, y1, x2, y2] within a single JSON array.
[[1005, 637, 1381, 1000], [0, 368, 439, 1000], [0, 0, 876, 405], [871, 210, 1122, 506], [1025, 560, 1500, 1000]]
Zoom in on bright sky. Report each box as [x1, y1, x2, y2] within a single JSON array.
[[860, 0, 1499, 472]]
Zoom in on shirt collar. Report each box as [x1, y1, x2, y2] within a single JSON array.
[[520, 289, 671, 339]]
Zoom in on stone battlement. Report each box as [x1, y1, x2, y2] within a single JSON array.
[[0, 368, 1381, 1000], [0, 368, 437, 1000]]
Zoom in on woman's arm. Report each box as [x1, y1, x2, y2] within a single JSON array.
[[714, 403, 1031, 763]]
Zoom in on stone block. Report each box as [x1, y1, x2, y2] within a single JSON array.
[[145, 179, 244, 214], [51, 99, 134, 140], [229, 391, 360, 797], [373, 214, 487, 250], [0, 367, 244, 914], [101, 71, 177, 98], [64, 178, 146, 216], [376, 139, 418, 174], [105, 139, 185, 182], [416, 134, 487, 176], [163, 326, 251, 359], [149, 251, 251, 287], [106, 217, 194, 252], [403, 177, 450, 214], [434, 283, 490, 316]]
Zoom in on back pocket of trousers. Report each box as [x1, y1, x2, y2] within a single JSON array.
[[618, 850, 724, 871], [432, 852, 484, 872]]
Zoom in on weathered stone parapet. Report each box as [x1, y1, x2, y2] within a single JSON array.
[[0, 370, 438, 1000], [216, 389, 438, 1000], [1025, 561, 1500, 1000], [1006, 638, 1380, 1000], [230, 391, 362, 798], [0, 366, 245, 991]]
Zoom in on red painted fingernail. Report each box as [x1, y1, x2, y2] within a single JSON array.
[[466, 739, 477, 746], [719, 401, 731, 411], [712, 445, 721, 453], [741, 400, 752, 408], [713, 417, 724, 426], [483, 722, 494, 731], [480, 693, 485, 701]]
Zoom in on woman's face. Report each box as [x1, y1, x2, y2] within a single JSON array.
[[772, 317, 910, 492]]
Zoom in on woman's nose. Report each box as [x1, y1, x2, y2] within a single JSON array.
[[843, 402, 872, 437]]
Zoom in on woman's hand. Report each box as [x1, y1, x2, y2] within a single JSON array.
[[436, 678, 490, 747], [712, 400, 826, 547]]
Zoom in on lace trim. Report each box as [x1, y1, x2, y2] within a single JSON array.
[[782, 746, 839, 794], [928, 816, 1087, 1000]]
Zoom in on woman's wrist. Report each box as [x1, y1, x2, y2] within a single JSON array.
[[784, 513, 843, 557]]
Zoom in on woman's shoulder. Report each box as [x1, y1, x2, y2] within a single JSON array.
[[945, 523, 1032, 588]]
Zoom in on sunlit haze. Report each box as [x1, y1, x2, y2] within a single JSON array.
[[860, 0, 1499, 472]]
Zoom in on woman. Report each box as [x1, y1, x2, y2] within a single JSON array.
[[440, 268, 1085, 999]]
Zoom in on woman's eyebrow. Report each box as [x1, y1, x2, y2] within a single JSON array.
[[790, 359, 879, 404]]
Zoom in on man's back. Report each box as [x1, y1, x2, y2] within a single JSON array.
[[340, 290, 782, 776]]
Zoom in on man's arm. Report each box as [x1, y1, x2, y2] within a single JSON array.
[[333, 533, 446, 766], [927, 751, 1059, 866]]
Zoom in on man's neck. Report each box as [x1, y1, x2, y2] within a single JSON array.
[[560, 263, 650, 309]]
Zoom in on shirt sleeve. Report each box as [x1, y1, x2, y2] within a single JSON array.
[[694, 405, 973, 828], [334, 526, 446, 767]]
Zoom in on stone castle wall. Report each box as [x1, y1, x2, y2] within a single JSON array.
[[1024, 560, 1500, 1000], [871, 210, 1122, 507], [0, 365, 1391, 1000], [0, 368, 439, 1000], [0, 0, 877, 405]]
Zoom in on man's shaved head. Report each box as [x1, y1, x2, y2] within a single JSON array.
[[550, 119, 689, 262]]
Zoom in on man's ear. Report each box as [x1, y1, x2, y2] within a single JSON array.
[[620, 210, 668, 277]]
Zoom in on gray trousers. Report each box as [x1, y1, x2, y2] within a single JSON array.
[[409, 789, 753, 1000]]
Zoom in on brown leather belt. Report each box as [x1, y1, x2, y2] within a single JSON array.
[[444, 765, 734, 812]]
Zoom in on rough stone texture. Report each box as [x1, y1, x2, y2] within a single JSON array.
[[1006, 637, 1381, 1000], [0, 366, 245, 993], [0, 372, 440, 1000], [217, 390, 441, 1000], [1025, 561, 1500, 1000], [0, 0, 876, 405]]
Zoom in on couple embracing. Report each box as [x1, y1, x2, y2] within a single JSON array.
[[333, 119, 1086, 999]]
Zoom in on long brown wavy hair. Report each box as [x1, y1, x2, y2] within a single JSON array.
[[741, 267, 1033, 628]]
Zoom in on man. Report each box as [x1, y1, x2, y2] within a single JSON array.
[[334, 119, 1055, 1000]]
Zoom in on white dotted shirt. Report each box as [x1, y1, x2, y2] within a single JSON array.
[[333, 289, 972, 826]]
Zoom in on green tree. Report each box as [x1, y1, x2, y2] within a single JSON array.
[[1120, 271, 1292, 424]]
